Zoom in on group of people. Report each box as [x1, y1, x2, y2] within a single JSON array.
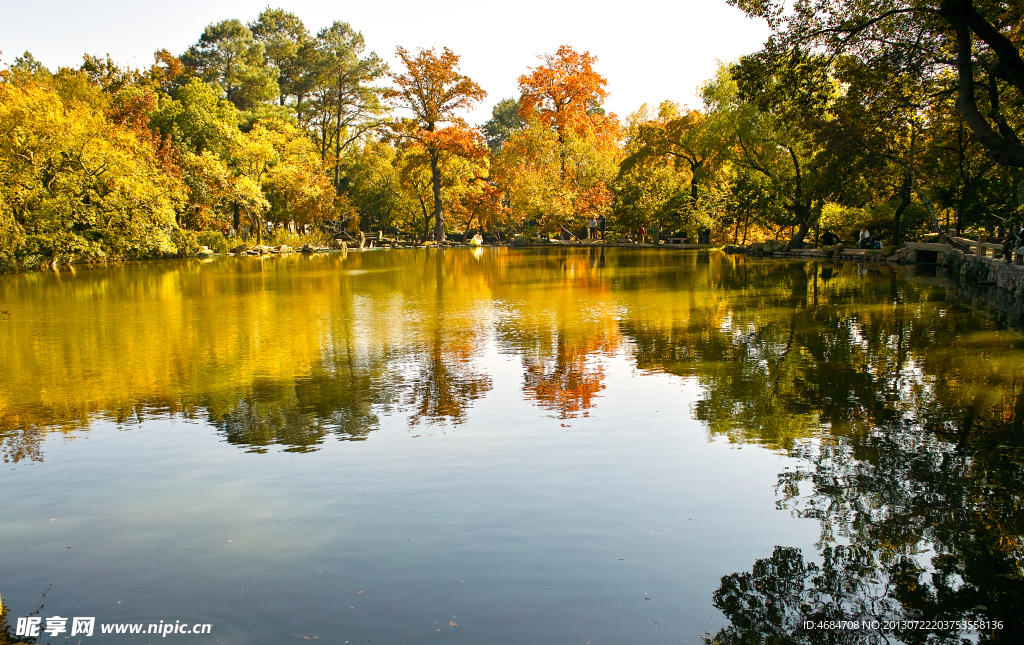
[[586, 216, 608, 240], [1000, 224, 1024, 261], [857, 228, 885, 249]]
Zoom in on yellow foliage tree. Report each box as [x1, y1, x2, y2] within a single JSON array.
[[0, 78, 184, 269]]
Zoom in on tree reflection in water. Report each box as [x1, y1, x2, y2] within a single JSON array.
[[705, 413, 1024, 643], [2, 250, 1023, 642], [679, 265, 1024, 643]]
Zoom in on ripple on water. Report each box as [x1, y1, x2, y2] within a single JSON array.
[[244, 567, 303, 593], [102, 588, 151, 611]]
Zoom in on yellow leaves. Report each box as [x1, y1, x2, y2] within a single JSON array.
[[494, 117, 617, 230], [0, 80, 183, 262], [225, 118, 336, 227], [232, 175, 270, 216]]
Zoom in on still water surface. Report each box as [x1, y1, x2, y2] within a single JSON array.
[[1, 247, 1022, 643]]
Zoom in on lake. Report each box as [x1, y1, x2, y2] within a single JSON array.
[[1, 247, 1022, 644]]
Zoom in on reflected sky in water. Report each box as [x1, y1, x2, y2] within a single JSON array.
[[1, 248, 1021, 643]]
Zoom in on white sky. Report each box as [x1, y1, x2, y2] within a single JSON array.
[[1, 0, 770, 123]]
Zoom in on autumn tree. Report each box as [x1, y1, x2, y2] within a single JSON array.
[[496, 46, 620, 234], [518, 45, 609, 141], [0, 77, 184, 268], [385, 47, 487, 242]]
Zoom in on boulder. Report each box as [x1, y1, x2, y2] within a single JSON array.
[[277, 245, 292, 253], [230, 244, 248, 255], [197, 245, 214, 255]]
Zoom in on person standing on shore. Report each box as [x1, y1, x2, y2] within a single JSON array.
[[598, 215, 606, 240], [1002, 228, 1017, 261], [588, 217, 598, 240]]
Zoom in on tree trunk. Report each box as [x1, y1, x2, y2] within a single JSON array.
[[333, 75, 344, 196], [941, 5, 1024, 167], [430, 149, 445, 242], [891, 167, 913, 245], [910, 168, 943, 234], [787, 201, 815, 247]]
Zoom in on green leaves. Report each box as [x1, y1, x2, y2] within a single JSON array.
[[182, 19, 280, 111]]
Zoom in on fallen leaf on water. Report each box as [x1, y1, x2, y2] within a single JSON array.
[[449, 621, 457, 627], [357, 591, 363, 594]]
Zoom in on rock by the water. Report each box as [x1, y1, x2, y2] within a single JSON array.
[[230, 244, 248, 254]]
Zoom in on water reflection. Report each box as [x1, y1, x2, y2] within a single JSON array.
[[2, 248, 1023, 639], [1, 251, 1021, 458], [705, 410, 1024, 643], [672, 263, 1024, 642]]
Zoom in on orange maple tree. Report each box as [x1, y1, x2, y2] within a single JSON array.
[[385, 47, 487, 242], [495, 45, 620, 233], [517, 45, 611, 140]]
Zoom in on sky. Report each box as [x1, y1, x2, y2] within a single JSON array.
[[1, 0, 771, 123]]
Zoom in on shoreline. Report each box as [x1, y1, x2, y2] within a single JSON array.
[[6, 238, 1024, 303]]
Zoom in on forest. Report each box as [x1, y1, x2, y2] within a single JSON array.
[[0, 1, 1022, 272]]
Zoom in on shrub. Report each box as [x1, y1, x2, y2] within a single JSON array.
[[198, 230, 230, 254]]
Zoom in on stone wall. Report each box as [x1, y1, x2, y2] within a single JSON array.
[[942, 250, 1024, 324]]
